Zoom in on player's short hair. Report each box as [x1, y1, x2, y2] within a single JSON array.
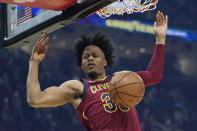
[[74, 32, 115, 68]]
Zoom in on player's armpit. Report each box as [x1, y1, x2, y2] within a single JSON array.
[[28, 80, 84, 108]]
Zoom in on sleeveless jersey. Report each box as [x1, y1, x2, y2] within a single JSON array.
[[76, 75, 141, 131]]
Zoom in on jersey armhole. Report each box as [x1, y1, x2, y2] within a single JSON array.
[[80, 79, 88, 101]]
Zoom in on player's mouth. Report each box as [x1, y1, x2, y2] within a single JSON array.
[[87, 63, 96, 69]]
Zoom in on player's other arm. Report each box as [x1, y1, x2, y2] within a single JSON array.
[[26, 33, 83, 108], [136, 11, 168, 86], [27, 78, 83, 108]]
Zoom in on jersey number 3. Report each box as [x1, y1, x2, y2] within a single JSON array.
[[101, 92, 130, 113]]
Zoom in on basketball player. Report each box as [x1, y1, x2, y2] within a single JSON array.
[[27, 11, 168, 131]]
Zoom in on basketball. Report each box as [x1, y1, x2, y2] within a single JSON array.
[[109, 71, 145, 107]]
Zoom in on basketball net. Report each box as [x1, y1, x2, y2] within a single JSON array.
[[12, 0, 158, 18], [13, 0, 35, 3], [96, 0, 158, 18]]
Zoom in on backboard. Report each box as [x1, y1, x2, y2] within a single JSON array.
[[0, 0, 116, 48]]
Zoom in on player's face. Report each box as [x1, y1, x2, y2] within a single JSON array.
[[81, 45, 107, 79]]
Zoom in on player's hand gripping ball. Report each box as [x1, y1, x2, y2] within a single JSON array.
[[109, 71, 145, 108]]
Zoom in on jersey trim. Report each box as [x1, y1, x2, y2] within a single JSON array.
[[105, 75, 111, 81], [83, 112, 88, 120], [81, 79, 88, 101], [94, 76, 108, 82], [88, 75, 111, 84]]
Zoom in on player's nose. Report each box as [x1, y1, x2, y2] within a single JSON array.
[[88, 55, 94, 61]]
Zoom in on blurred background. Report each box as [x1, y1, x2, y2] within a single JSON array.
[[0, 0, 197, 131]]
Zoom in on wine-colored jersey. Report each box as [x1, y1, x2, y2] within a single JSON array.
[[76, 44, 165, 131], [76, 76, 141, 131]]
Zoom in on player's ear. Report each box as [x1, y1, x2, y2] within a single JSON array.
[[104, 59, 107, 67]]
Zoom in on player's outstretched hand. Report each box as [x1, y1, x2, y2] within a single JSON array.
[[154, 11, 168, 44], [30, 32, 49, 63]]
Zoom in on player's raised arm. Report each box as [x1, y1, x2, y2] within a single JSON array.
[[136, 11, 168, 86], [26, 33, 83, 108]]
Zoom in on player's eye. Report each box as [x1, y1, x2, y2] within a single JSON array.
[[93, 53, 98, 57], [83, 55, 89, 59]]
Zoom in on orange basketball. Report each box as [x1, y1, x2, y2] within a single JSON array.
[[109, 71, 145, 107]]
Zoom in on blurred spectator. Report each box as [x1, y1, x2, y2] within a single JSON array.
[[1, 97, 13, 127]]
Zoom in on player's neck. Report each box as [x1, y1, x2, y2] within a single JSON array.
[[86, 72, 106, 81]]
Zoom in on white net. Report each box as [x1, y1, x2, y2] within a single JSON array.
[[13, 0, 35, 3], [96, 0, 158, 18]]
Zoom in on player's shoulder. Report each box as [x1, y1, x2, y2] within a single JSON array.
[[60, 80, 84, 90]]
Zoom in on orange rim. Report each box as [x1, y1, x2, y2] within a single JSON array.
[[133, 0, 158, 12], [96, 0, 158, 15]]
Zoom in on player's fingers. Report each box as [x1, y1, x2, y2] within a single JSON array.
[[33, 43, 40, 53], [33, 36, 47, 53], [44, 45, 49, 54], [165, 15, 168, 26], [39, 32, 46, 40], [158, 11, 162, 17], [43, 36, 50, 47], [156, 12, 160, 21], [160, 12, 164, 20], [39, 32, 47, 45], [157, 16, 162, 25], [161, 13, 166, 24], [34, 33, 46, 50], [156, 14, 160, 25], [158, 12, 163, 24], [156, 11, 162, 24]]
